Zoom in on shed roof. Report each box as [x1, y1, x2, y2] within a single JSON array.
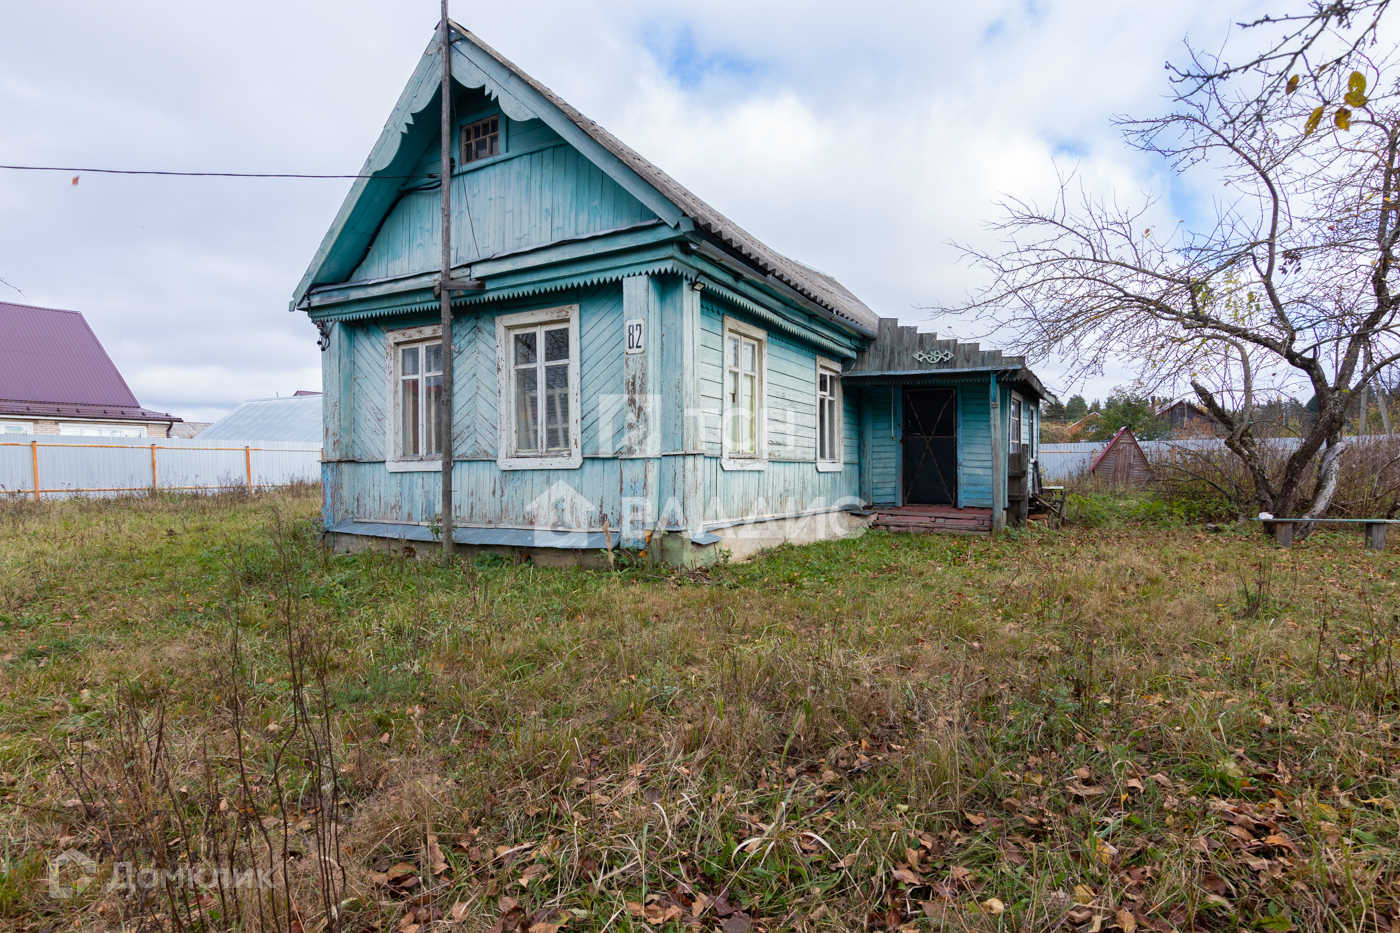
[[198, 395, 323, 443], [0, 301, 176, 421], [294, 23, 878, 334]]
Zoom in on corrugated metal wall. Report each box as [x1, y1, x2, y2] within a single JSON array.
[[0, 436, 321, 499]]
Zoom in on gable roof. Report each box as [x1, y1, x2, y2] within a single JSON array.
[[199, 395, 323, 443], [0, 301, 176, 421], [294, 22, 878, 334]]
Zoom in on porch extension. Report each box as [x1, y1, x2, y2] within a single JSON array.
[[870, 505, 993, 536]]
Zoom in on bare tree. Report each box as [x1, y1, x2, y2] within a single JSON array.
[[1172, 0, 1391, 114], [944, 54, 1400, 524]]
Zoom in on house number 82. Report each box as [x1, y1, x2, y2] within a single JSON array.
[[625, 319, 645, 354]]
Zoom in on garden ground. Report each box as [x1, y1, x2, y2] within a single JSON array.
[[0, 486, 1397, 933]]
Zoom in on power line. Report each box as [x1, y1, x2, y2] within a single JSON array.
[[0, 164, 439, 180]]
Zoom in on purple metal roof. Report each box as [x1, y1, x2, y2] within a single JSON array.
[[0, 301, 175, 419]]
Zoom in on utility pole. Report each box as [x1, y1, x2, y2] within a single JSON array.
[[438, 0, 455, 560]]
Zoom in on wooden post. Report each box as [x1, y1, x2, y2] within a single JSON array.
[[438, 0, 455, 560], [1274, 522, 1293, 548], [1367, 522, 1387, 550], [31, 440, 39, 501], [150, 443, 158, 495], [245, 446, 253, 490], [990, 373, 1005, 533]]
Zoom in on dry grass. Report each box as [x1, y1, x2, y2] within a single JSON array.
[[1, 488, 1399, 932]]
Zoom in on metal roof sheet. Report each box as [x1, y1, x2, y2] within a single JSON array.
[[197, 395, 323, 443], [0, 302, 175, 417]]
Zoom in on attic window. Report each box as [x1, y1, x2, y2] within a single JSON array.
[[461, 116, 500, 164]]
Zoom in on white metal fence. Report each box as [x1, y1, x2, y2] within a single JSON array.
[[0, 436, 322, 499], [1039, 438, 1308, 481]]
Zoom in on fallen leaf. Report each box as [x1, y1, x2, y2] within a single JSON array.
[[451, 902, 470, 922], [721, 916, 751, 933], [1115, 908, 1137, 932], [891, 867, 924, 886], [982, 898, 1005, 914], [1069, 780, 1107, 797], [1094, 838, 1118, 865]]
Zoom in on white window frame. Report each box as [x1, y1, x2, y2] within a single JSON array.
[[720, 316, 768, 471], [386, 324, 446, 473], [58, 423, 145, 437], [496, 304, 582, 470], [815, 356, 843, 472], [1, 422, 34, 435], [1009, 392, 1024, 455]]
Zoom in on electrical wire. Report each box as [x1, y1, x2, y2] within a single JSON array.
[[0, 164, 439, 179]]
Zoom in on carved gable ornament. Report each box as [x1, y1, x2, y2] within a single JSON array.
[[913, 348, 954, 365]]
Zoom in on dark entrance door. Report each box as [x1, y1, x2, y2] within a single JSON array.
[[902, 388, 957, 505]]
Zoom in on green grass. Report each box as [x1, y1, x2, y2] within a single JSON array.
[[1, 487, 1399, 932]]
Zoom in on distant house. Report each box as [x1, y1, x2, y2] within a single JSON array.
[[1154, 398, 1219, 433], [0, 301, 181, 437], [198, 393, 322, 443]]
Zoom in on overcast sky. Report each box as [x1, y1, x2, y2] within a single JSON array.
[[0, 0, 1280, 422]]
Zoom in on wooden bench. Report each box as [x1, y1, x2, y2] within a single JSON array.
[[1260, 517, 1400, 549]]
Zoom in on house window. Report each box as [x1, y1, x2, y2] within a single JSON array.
[[59, 424, 144, 437], [816, 358, 842, 472], [461, 116, 500, 164], [2, 423, 32, 435], [721, 317, 766, 470], [1009, 396, 1023, 454], [496, 305, 581, 470], [386, 325, 445, 471], [398, 341, 443, 458]]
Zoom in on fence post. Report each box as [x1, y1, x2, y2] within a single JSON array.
[[150, 444, 157, 496], [31, 441, 39, 501], [245, 446, 252, 490]]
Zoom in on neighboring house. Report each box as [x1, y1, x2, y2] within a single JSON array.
[[169, 422, 212, 439], [1089, 427, 1151, 486], [294, 23, 1052, 563], [0, 301, 180, 437], [198, 393, 323, 443], [1154, 398, 1220, 434]]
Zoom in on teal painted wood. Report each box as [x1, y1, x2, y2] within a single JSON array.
[[959, 381, 993, 508], [955, 386, 965, 508], [767, 332, 818, 460], [867, 386, 899, 505], [349, 323, 388, 462], [858, 390, 873, 503], [351, 141, 656, 283], [842, 390, 858, 464], [698, 303, 724, 455], [578, 283, 624, 456], [695, 458, 860, 525]]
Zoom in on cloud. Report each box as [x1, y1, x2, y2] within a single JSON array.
[[0, 0, 1306, 416]]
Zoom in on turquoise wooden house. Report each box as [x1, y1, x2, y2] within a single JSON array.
[[294, 23, 1053, 564]]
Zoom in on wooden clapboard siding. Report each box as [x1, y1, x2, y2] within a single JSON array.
[[843, 391, 858, 464], [349, 323, 388, 462], [696, 458, 860, 524], [698, 303, 725, 455], [579, 283, 624, 456], [353, 133, 657, 282], [341, 458, 629, 528], [959, 381, 993, 508], [766, 332, 817, 460], [867, 386, 899, 506]]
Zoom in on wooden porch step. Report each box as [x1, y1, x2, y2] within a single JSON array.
[[870, 505, 993, 536]]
